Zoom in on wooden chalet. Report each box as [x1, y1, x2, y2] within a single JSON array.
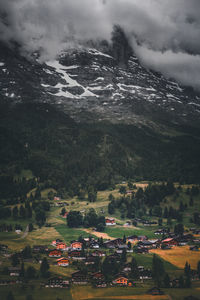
[[91, 250, 105, 257], [147, 287, 164, 295], [85, 256, 96, 265], [190, 245, 199, 251], [46, 277, 69, 288], [68, 250, 86, 260], [57, 257, 70, 266], [112, 276, 133, 287], [51, 239, 63, 246], [8, 267, 20, 277], [161, 238, 178, 246], [71, 241, 82, 250], [92, 272, 105, 281], [49, 250, 62, 258], [127, 235, 138, 243], [134, 247, 149, 254], [32, 245, 48, 254], [90, 242, 100, 249], [104, 238, 124, 249], [56, 242, 67, 251], [105, 218, 116, 226], [71, 271, 89, 285], [138, 235, 148, 241]]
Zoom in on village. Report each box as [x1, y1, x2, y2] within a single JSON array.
[[0, 213, 200, 297], [0, 182, 200, 300]]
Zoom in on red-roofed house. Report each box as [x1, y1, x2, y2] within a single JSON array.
[[49, 250, 62, 258], [162, 238, 178, 246], [71, 242, 82, 250], [56, 242, 67, 251], [57, 257, 70, 267], [106, 218, 116, 226]]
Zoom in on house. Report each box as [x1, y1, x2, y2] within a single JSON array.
[[0, 244, 8, 251], [90, 242, 100, 249], [134, 247, 149, 254], [62, 212, 68, 219], [95, 281, 107, 288], [107, 253, 121, 263], [138, 240, 153, 249], [124, 221, 132, 227], [56, 242, 67, 251], [57, 257, 70, 267], [161, 238, 178, 246], [8, 267, 20, 277], [91, 250, 105, 257], [190, 245, 199, 251], [138, 235, 148, 241], [147, 287, 164, 295], [123, 263, 132, 273], [112, 276, 129, 286], [68, 251, 86, 260], [71, 271, 89, 285], [85, 256, 96, 265], [105, 218, 116, 226], [46, 277, 69, 288], [33, 245, 48, 254], [139, 267, 152, 280], [127, 235, 138, 243], [71, 241, 82, 250], [92, 272, 105, 281], [51, 239, 63, 246], [49, 250, 62, 258], [103, 240, 116, 249]]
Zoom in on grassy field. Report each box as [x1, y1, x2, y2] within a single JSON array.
[[0, 286, 73, 300], [105, 227, 157, 240], [150, 246, 200, 269]]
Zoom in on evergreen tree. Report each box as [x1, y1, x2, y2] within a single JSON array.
[[123, 234, 126, 244], [26, 266, 36, 279], [19, 205, 26, 218], [22, 245, 32, 259], [178, 275, 185, 288], [197, 261, 200, 279], [179, 201, 184, 212], [11, 253, 20, 267], [130, 257, 139, 279], [26, 295, 33, 300], [19, 262, 25, 277], [184, 261, 191, 276], [163, 273, 170, 288], [127, 241, 131, 250], [174, 223, 184, 236], [185, 275, 191, 288], [12, 206, 18, 219], [108, 201, 115, 214], [189, 197, 194, 207], [29, 223, 34, 232], [40, 257, 49, 278], [152, 254, 165, 285], [163, 207, 168, 218], [121, 249, 127, 263], [6, 291, 15, 300]]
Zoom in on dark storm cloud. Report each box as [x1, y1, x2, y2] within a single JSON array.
[[0, 0, 200, 90]]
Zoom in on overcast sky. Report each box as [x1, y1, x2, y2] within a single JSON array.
[[0, 0, 200, 90]]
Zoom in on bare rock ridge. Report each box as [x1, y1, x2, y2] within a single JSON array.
[[0, 41, 200, 126]]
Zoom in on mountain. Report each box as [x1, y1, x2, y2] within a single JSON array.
[[0, 39, 200, 196], [0, 40, 200, 126]]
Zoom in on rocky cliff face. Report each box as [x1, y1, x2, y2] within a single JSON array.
[[0, 42, 200, 127]]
